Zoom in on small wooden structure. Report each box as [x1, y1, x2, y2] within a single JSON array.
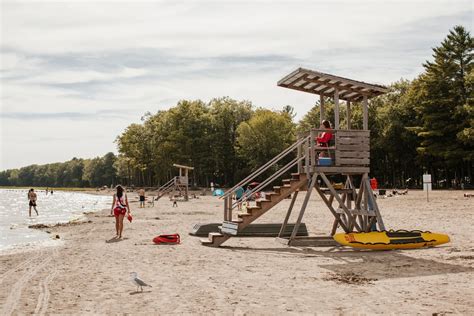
[[201, 68, 388, 247], [156, 164, 194, 201]]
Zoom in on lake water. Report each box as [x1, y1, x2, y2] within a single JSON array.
[[0, 189, 110, 253]]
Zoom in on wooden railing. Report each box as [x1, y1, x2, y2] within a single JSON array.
[[222, 135, 310, 221], [298, 129, 370, 172]]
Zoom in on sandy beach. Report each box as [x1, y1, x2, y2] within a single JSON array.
[[0, 189, 473, 315]]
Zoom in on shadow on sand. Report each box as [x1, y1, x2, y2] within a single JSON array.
[[221, 245, 473, 280], [106, 237, 129, 243], [129, 290, 152, 295]]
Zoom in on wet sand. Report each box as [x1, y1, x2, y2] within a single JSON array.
[[0, 190, 473, 314]]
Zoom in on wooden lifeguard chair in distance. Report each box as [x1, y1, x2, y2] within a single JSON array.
[[156, 164, 194, 201], [201, 67, 388, 247]]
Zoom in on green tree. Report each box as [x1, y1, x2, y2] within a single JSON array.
[[236, 108, 295, 175], [413, 25, 473, 186]]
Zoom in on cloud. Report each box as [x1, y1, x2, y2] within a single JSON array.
[[1, 0, 472, 170], [1, 109, 133, 121]]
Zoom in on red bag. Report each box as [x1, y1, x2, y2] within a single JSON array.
[[152, 234, 180, 244]]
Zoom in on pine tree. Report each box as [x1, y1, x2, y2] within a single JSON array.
[[414, 26, 473, 186]]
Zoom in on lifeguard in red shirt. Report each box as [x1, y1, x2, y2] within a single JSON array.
[[317, 120, 333, 146], [316, 120, 333, 158]]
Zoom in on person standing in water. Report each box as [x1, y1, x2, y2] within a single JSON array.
[[110, 185, 131, 239], [28, 188, 39, 217]]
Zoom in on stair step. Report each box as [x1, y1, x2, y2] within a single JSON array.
[[209, 232, 224, 238], [282, 179, 291, 184], [246, 206, 261, 210], [221, 221, 239, 235], [265, 192, 279, 196], [291, 173, 301, 180], [237, 212, 253, 217]]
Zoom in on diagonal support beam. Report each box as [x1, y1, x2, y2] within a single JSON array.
[[288, 173, 318, 243], [319, 172, 362, 232], [278, 190, 300, 238], [314, 182, 350, 233]]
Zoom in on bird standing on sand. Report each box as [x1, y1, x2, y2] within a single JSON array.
[[130, 272, 152, 292]]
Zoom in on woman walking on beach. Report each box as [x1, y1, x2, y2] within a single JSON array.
[[28, 188, 39, 217], [110, 185, 131, 239]]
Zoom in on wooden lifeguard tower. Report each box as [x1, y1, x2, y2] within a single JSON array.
[[156, 164, 194, 201], [201, 68, 388, 247]]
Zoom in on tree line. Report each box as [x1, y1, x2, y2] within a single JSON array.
[[1, 26, 472, 189]]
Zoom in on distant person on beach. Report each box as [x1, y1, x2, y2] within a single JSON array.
[[138, 188, 146, 208], [51, 190, 53, 195], [234, 186, 244, 211], [28, 188, 39, 217], [110, 185, 131, 239], [46, 187, 48, 195]]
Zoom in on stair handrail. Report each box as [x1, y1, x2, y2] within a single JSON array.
[[157, 177, 177, 194], [221, 135, 310, 199], [232, 155, 306, 208]]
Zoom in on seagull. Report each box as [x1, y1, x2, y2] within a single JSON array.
[[130, 272, 152, 292]]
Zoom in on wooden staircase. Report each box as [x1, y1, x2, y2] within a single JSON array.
[[201, 173, 308, 247]]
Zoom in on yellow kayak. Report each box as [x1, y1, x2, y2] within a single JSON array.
[[333, 230, 450, 250]]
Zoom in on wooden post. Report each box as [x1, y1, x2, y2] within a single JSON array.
[[289, 173, 318, 243], [278, 191, 299, 238], [346, 100, 351, 129], [297, 133, 303, 174], [320, 95, 325, 124], [184, 169, 189, 201], [334, 90, 339, 130], [310, 129, 316, 172], [224, 196, 229, 221], [363, 95, 368, 130]]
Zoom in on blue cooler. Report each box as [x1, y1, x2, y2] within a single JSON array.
[[318, 157, 332, 166]]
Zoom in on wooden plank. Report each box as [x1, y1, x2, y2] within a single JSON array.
[[336, 144, 370, 151], [278, 191, 299, 238], [306, 77, 372, 99], [289, 173, 318, 242], [346, 101, 351, 129], [320, 94, 325, 123], [288, 236, 339, 247], [336, 151, 370, 159], [315, 166, 370, 173], [336, 130, 370, 137], [337, 138, 370, 145], [365, 178, 386, 230], [363, 95, 368, 130], [336, 158, 370, 165], [334, 89, 340, 129]]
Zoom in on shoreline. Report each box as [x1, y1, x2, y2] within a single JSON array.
[[1, 190, 473, 314], [0, 189, 111, 256]]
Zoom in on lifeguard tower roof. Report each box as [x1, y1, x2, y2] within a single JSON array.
[[277, 68, 388, 102]]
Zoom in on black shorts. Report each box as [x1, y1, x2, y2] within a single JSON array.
[[29, 201, 36, 207], [140, 196, 145, 202]]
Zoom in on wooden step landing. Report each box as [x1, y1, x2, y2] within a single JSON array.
[[276, 236, 340, 247]]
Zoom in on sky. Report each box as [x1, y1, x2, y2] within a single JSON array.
[[0, 0, 472, 171]]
